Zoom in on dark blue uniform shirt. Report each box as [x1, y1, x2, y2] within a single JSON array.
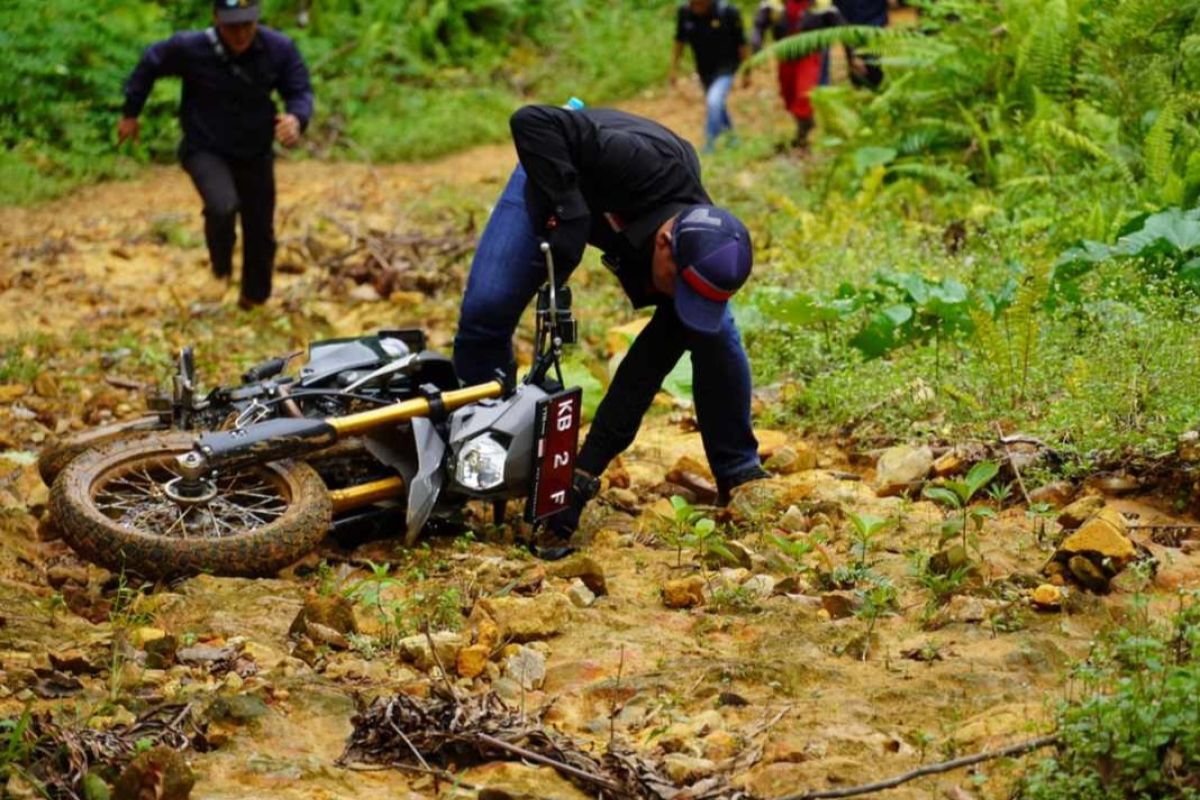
[[122, 26, 314, 161], [675, 2, 747, 87]]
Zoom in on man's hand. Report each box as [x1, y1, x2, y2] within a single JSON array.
[[275, 113, 302, 148], [116, 117, 140, 147]]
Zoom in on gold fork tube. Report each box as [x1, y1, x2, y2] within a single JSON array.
[[328, 476, 407, 514], [327, 381, 503, 437]]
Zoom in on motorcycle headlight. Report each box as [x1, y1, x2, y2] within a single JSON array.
[[454, 435, 507, 491]]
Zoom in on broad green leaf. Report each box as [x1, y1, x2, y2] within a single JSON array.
[[964, 460, 1000, 499], [923, 486, 962, 508], [694, 518, 716, 535], [1114, 208, 1200, 257], [882, 303, 914, 327]]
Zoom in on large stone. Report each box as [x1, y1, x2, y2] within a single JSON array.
[[820, 591, 862, 620], [1057, 507, 1136, 572], [1030, 584, 1063, 611], [662, 575, 706, 609], [129, 627, 167, 649], [545, 554, 607, 596], [742, 574, 776, 599], [113, 747, 194, 800], [397, 632, 464, 671], [932, 449, 967, 478], [1056, 496, 1106, 530], [566, 580, 596, 609], [456, 644, 490, 679], [475, 593, 572, 642], [873, 445, 933, 497], [663, 754, 717, 786], [929, 595, 1005, 628], [503, 646, 547, 690], [1028, 481, 1075, 509], [288, 594, 357, 638], [665, 456, 718, 506], [764, 444, 818, 476], [756, 430, 789, 460]]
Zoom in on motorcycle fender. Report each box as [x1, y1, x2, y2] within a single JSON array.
[[405, 417, 445, 547]]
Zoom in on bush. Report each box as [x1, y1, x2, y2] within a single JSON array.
[[1021, 593, 1200, 799]]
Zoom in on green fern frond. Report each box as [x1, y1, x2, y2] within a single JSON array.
[[1144, 104, 1180, 186], [748, 25, 905, 67], [1034, 120, 1137, 188], [886, 162, 971, 189]]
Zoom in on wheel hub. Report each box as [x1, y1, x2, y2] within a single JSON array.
[[163, 476, 218, 505]]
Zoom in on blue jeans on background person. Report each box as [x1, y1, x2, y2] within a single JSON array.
[[453, 165, 763, 489], [703, 73, 735, 152]]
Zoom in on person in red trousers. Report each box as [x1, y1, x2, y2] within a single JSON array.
[[752, 0, 843, 148]]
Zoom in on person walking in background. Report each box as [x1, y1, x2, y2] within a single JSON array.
[[670, 0, 750, 153], [117, 0, 313, 310], [835, 0, 888, 88], [753, 0, 844, 149]]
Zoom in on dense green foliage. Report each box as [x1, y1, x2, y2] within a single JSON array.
[[0, 0, 675, 203], [1021, 593, 1200, 799], [723, 0, 1200, 465]]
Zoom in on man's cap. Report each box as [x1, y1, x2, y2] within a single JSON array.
[[671, 205, 753, 335], [214, 0, 260, 24]]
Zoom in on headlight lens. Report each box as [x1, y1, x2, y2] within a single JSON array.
[[455, 435, 507, 491]]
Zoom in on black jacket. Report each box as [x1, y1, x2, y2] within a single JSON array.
[[123, 26, 314, 160], [509, 105, 710, 307]]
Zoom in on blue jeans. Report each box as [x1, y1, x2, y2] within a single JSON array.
[[453, 166, 762, 487], [703, 73, 735, 151]]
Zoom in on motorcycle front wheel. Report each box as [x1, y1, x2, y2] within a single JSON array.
[[51, 432, 332, 579]]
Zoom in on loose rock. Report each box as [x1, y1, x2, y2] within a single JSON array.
[[504, 646, 547, 690], [289, 594, 357, 639], [474, 593, 572, 642], [545, 554, 607, 595], [1056, 496, 1106, 530], [663, 575, 706, 609], [1030, 584, 1063, 611], [566, 580, 595, 608], [873, 445, 933, 497]]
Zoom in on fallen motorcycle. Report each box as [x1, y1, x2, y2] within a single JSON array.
[[49, 244, 583, 579], [36, 328, 457, 487]]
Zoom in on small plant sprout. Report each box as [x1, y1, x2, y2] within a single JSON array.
[[768, 530, 825, 583], [664, 495, 732, 568], [922, 460, 1000, 555], [847, 511, 891, 572]]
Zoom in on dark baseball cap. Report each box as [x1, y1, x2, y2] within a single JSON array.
[[670, 206, 753, 334], [214, 0, 260, 24]]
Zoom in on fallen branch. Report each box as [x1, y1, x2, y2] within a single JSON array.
[[994, 422, 1032, 507], [776, 734, 1059, 800]]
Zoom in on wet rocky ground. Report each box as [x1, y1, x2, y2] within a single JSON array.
[[2, 89, 1200, 799]]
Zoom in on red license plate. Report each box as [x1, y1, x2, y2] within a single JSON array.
[[525, 387, 583, 522]]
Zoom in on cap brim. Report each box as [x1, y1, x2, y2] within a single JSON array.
[[216, 7, 260, 23], [673, 272, 727, 335]]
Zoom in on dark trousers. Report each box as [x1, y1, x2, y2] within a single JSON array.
[[182, 151, 276, 304]]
